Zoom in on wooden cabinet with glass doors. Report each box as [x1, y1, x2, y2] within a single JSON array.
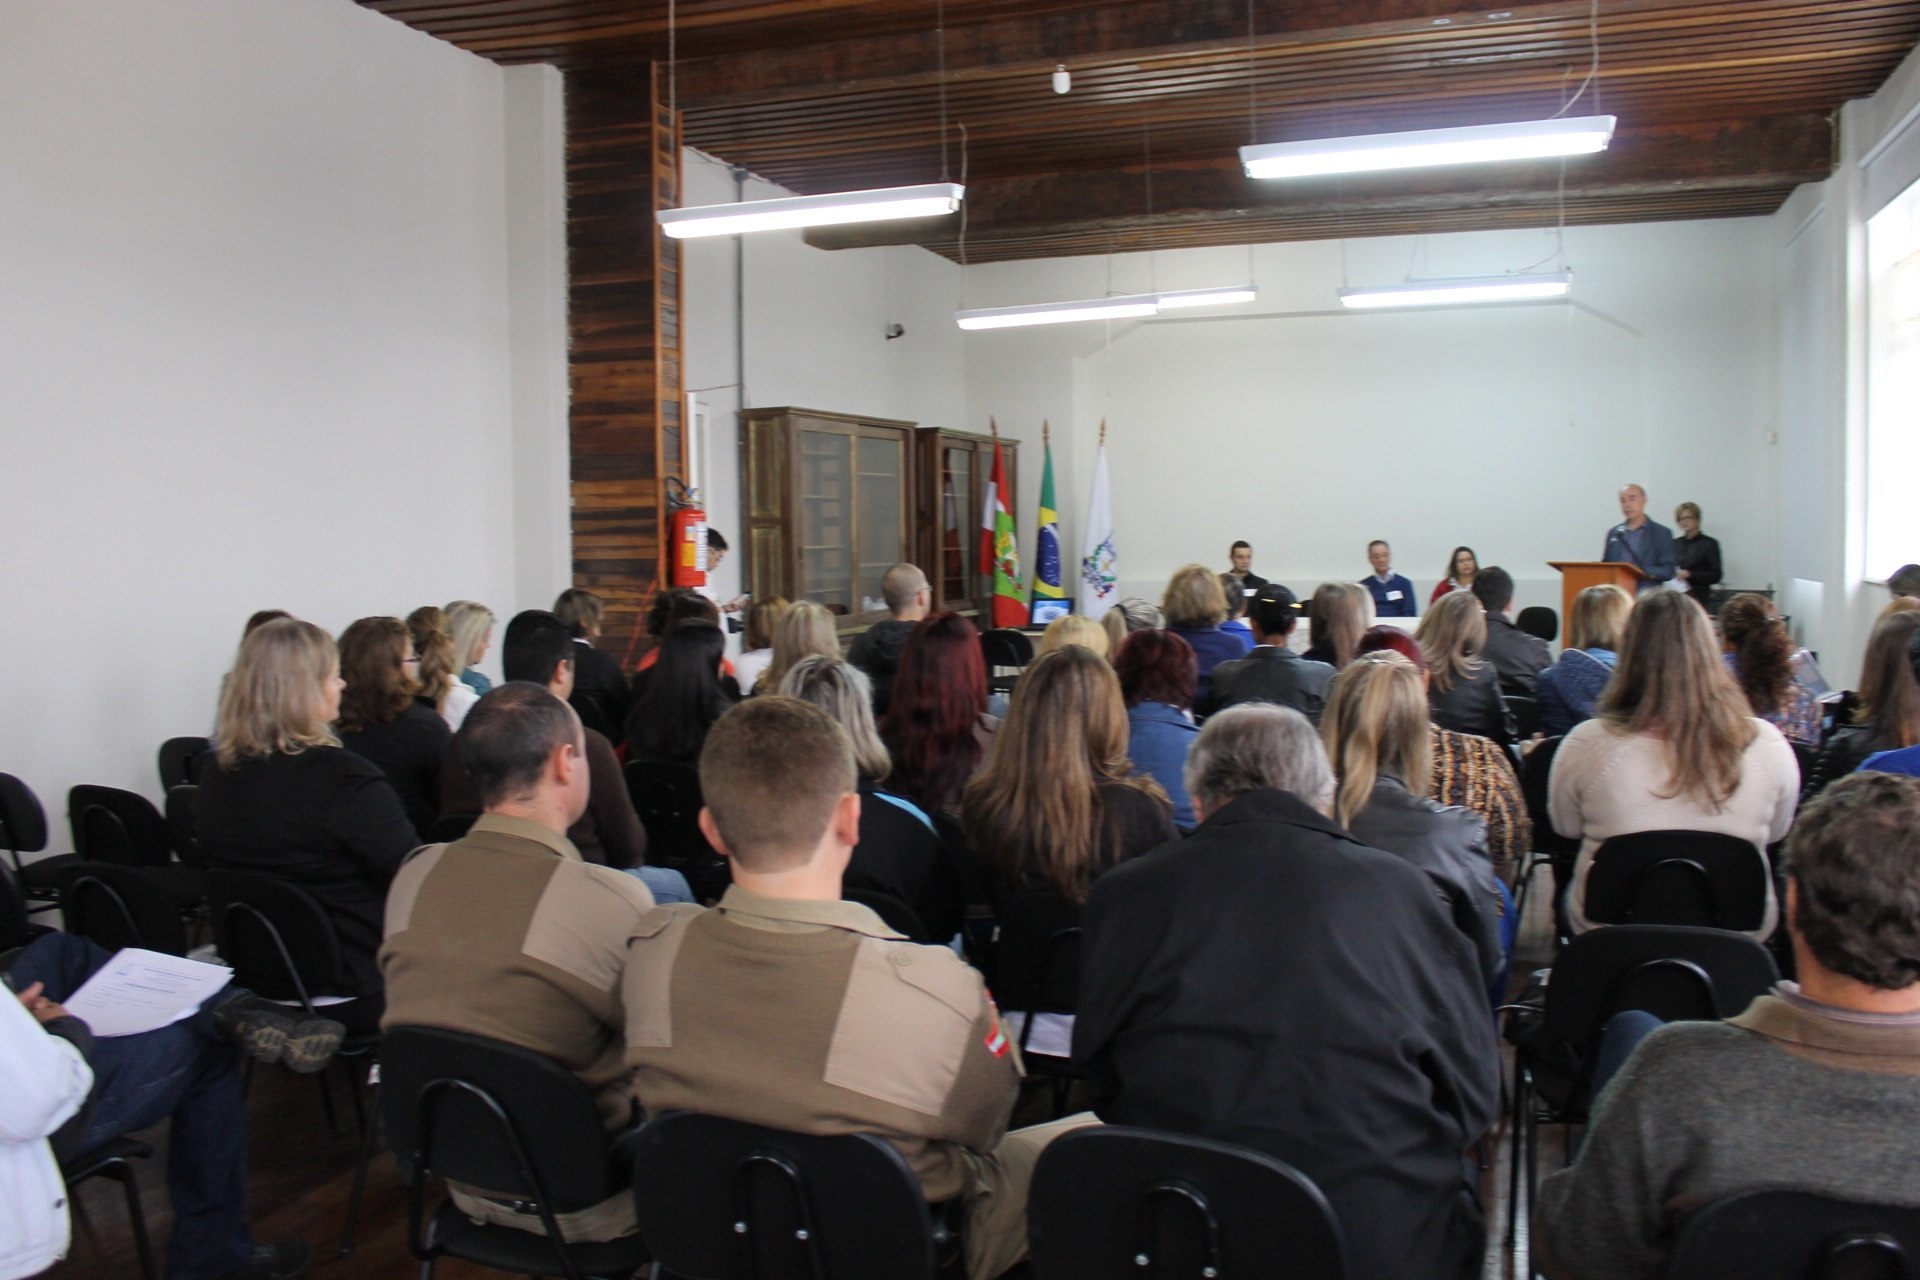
[[913, 428, 1019, 619]]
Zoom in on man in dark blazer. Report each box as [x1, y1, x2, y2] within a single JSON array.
[[1073, 704, 1499, 1280], [1201, 584, 1334, 721], [1601, 483, 1678, 590], [1472, 566, 1552, 696]]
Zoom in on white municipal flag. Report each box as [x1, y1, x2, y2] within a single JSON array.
[[1078, 441, 1118, 619]]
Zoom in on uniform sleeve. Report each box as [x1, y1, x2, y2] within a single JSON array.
[[588, 732, 647, 869], [329, 759, 421, 886], [941, 992, 1021, 1156], [0, 993, 94, 1144]]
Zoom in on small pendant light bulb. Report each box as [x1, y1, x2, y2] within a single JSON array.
[[1052, 64, 1071, 94]]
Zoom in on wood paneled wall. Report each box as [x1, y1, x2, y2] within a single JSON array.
[[567, 64, 684, 661]]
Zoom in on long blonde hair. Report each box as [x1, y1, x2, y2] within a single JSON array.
[[1567, 584, 1634, 652], [1162, 564, 1228, 630], [1415, 590, 1488, 695], [1322, 652, 1432, 828], [1597, 591, 1756, 809], [763, 600, 840, 693], [961, 646, 1167, 904], [779, 656, 891, 780], [1308, 582, 1375, 669], [445, 600, 496, 670], [407, 606, 458, 712], [1037, 613, 1111, 660], [216, 619, 339, 767]]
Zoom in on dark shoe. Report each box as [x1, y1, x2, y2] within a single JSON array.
[[211, 992, 345, 1074], [213, 1240, 311, 1280]]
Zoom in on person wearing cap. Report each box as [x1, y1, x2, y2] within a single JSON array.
[[1360, 540, 1417, 618], [1201, 584, 1336, 723]]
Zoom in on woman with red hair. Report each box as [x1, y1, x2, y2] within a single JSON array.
[[878, 612, 997, 814]]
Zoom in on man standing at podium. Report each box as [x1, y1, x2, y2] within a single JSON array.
[[1602, 484, 1677, 591]]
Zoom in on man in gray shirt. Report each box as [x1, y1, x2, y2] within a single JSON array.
[[1535, 771, 1920, 1279]]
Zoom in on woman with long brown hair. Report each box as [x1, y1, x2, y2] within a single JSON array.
[[334, 616, 449, 839], [1802, 610, 1920, 799], [1549, 591, 1798, 938], [1322, 652, 1504, 984], [1416, 589, 1511, 744], [962, 645, 1175, 1054], [1719, 593, 1824, 747], [879, 612, 997, 814], [1427, 545, 1478, 605], [1302, 582, 1375, 670]]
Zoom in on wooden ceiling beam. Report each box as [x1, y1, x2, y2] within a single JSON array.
[[800, 112, 1831, 254]]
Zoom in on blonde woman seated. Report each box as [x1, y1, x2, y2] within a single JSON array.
[[1100, 596, 1164, 653], [961, 646, 1176, 1056], [1550, 591, 1798, 939], [1035, 613, 1110, 661], [1322, 653, 1506, 987], [407, 605, 478, 731], [1162, 564, 1251, 705], [1535, 584, 1634, 736], [734, 597, 786, 696], [1302, 582, 1375, 670], [758, 599, 840, 695], [1416, 590, 1511, 745], [445, 599, 497, 696]]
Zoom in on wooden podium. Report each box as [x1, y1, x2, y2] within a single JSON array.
[[1548, 562, 1647, 626]]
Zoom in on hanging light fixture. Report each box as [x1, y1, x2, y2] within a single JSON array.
[[659, 184, 964, 238], [955, 293, 1161, 330], [1156, 285, 1259, 309], [1337, 271, 1573, 310], [1242, 115, 1615, 180]]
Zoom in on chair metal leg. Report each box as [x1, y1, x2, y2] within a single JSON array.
[[100, 1159, 158, 1280], [337, 1079, 381, 1257], [315, 1066, 339, 1136]]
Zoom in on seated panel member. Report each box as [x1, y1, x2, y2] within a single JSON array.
[[1203, 584, 1335, 722], [623, 698, 1090, 1280], [1535, 771, 1920, 1279], [1222, 539, 1268, 597], [381, 682, 658, 1243], [1361, 539, 1417, 618], [1074, 704, 1499, 1280]]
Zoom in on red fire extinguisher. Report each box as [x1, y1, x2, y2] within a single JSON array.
[[665, 478, 707, 588]]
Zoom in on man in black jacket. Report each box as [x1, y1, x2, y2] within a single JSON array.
[[846, 562, 930, 715], [1073, 704, 1499, 1280], [1200, 584, 1334, 720], [1472, 566, 1551, 696]]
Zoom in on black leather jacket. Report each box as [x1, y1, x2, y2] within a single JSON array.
[[1348, 775, 1503, 985]]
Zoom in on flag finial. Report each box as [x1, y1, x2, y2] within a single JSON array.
[[1042, 419, 1050, 444], [1098, 417, 1107, 446], [989, 416, 999, 439]]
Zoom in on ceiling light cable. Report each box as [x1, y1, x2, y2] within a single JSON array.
[[1551, 0, 1601, 119], [936, 0, 950, 183]]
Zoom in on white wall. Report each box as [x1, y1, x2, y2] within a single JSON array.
[[963, 220, 1779, 624], [0, 1, 567, 829]]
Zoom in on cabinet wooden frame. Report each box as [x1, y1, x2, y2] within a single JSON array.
[[913, 427, 1019, 620]]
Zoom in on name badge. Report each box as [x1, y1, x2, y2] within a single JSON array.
[[1386, 590, 1403, 601]]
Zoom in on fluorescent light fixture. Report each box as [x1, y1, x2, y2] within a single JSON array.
[[1337, 272, 1573, 310], [657, 182, 964, 238], [1241, 115, 1615, 180], [955, 293, 1160, 331], [1155, 285, 1259, 309]]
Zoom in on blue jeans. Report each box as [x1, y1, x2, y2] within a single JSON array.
[[625, 865, 696, 904], [12, 934, 254, 1280], [1590, 1009, 1665, 1098]]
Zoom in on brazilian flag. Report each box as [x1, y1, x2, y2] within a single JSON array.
[[1032, 433, 1063, 600]]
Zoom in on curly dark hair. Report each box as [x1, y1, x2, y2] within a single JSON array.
[[1786, 772, 1920, 991], [336, 617, 417, 732], [1719, 593, 1793, 717], [1113, 629, 1197, 711]]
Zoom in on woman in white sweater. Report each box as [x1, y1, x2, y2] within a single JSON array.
[[1550, 590, 1798, 938]]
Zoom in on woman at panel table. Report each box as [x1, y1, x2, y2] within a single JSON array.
[[1427, 545, 1480, 606], [1672, 501, 1724, 610]]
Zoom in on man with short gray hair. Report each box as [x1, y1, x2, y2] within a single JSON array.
[[1074, 704, 1498, 1280], [848, 562, 931, 714]]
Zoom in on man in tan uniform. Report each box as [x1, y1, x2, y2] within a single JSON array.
[[381, 681, 656, 1242], [623, 697, 1088, 1280]]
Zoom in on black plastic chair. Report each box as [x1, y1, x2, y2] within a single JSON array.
[[1512, 736, 1580, 934], [63, 1137, 159, 1280], [59, 862, 191, 956], [1583, 830, 1772, 933], [68, 784, 205, 913], [981, 628, 1034, 695], [1517, 606, 1559, 643], [163, 785, 204, 869], [379, 1025, 651, 1280], [424, 812, 479, 844], [0, 857, 54, 959], [0, 772, 75, 908], [1505, 694, 1540, 741], [1663, 1188, 1920, 1280], [157, 736, 211, 791], [994, 891, 1086, 1115], [625, 759, 729, 901], [842, 885, 930, 942], [1029, 1125, 1346, 1279], [847, 796, 964, 944], [632, 1110, 959, 1280], [1506, 925, 1778, 1267]]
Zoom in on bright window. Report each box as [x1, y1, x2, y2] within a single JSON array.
[[1867, 180, 1920, 581]]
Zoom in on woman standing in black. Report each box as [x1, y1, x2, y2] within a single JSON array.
[[1674, 501, 1723, 610]]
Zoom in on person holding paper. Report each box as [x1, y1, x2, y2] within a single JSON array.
[[4, 932, 323, 1279]]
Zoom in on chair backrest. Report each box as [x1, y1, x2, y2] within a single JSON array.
[[1505, 694, 1540, 741], [1519, 736, 1579, 853], [1028, 1125, 1346, 1280], [207, 868, 346, 1003], [980, 628, 1034, 670], [156, 736, 212, 791], [632, 1110, 939, 1280], [163, 786, 203, 869], [68, 785, 172, 869], [1516, 606, 1559, 643], [1584, 830, 1771, 931], [1663, 1189, 1920, 1280], [847, 796, 960, 940], [624, 759, 713, 862], [0, 859, 35, 950], [60, 862, 190, 956], [995, 889, 1082, 1027], [379, 1025, 626, 1214], [1543, 924, 1778, 1070], [0, 773, 50, 863], [841, 885, 929, 942], [424, 812, 478, 844]]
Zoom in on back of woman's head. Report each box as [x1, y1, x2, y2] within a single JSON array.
[[633, 619, 730, 760], [645, 588, 717, 641], [1037, 613, 1110, 660], [216, 619, 338, 767], [1356, 625, 1426, 672], [1322, 652, 1432, 829], [1162, 565, 1227, 630], [879, 612, 987, 809], [764, 600, 840, 692], [1600, 591, 1754, 808], [553, 588, 605, 639], [408, 608, 459, 711], [1415, 590, 1487, 693], [1114, 629, 1198, 710], [336, 616, 416, 733], [1854, 609, 1920, 748], [1568, 584, 1634, 652], [778, 656, 889, 780], [1309, 582, 1374, 669], [445, 600, 496, 670], [1719, 593, 1793, 716], [962, 645, 1155, 903], [744, 597, 789, 653], [1101, 597, 1164, 651]]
